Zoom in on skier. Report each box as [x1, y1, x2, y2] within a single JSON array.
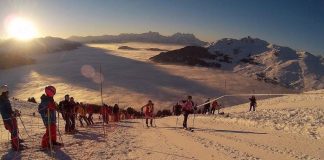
[[0, 85, 26, 151], [113, 104, 120, 122], [101, 104, 110, 124], [38, 85, 62, 149], [59, 94, 74, 133], [141, 100, 154, 127], [211, 100, 220, 114], [69, 97, 77, 131], [86, 104, 94, 125], [203, 98, 211, 114], [249, 95, 257, 111], [182, 96, 194, 129], [76, 103, 90, 127]]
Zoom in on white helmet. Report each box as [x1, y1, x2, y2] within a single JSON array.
[[0, 85, 9, 93]]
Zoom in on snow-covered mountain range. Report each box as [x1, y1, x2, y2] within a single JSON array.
[[68, 31, 208, 46], [151, 36, 324, 90]]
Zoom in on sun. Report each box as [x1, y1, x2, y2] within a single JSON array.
[[5, 16, 38, 41]]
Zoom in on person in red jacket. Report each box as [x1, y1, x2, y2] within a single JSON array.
[[101, 104, 110, 124], [211, 100, 221, 114], [141, 100, 154, 127], [182, 96, 194, 129], [38, 85, 62, 149]]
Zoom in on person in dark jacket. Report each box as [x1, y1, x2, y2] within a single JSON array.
[[38, 85, 62, 149], [59, 95, 75, 133], [0, 85, 25, 151], [249, 95, 257, 111], [113, 104, 120, 122], [203, 98, 211, 114], [69, 97, 77, 131]]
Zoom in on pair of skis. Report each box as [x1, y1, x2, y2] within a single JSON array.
[[184, 127, 194, 132]]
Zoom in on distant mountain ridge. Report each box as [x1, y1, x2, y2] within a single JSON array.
[[0, 37, 82, 55], [151, 36, 324, 90], [0, 37, 82, 69], [68, 31, 208, 46]]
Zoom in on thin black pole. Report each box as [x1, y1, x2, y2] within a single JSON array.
[[100, 64, 106, 137]]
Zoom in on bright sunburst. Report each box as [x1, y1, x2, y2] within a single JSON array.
[[5, 16, 38, 41]]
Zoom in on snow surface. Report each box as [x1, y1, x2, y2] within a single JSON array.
[[0, 90, 323, 159]]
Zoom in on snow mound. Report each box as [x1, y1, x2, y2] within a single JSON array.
[[213, 108, 324, 139], [208, 90, 324, 139]]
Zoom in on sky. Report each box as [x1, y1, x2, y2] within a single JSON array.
[[0, 0, 323, 55]]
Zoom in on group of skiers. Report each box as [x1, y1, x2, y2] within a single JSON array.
[[76, 102, 94, 127], [0, 84, 63, 151], [101, 103, 121, 123], [57, 95, 96, 133], [203, 98, 222, 114], [0, 85, 95, 151], [0, 83, 258, 151]]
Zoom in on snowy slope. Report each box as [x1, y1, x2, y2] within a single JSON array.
[[208, 37, 324, 90], [1, 91, 323, 159]]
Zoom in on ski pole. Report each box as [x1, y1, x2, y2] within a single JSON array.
[[57, 112, 64, 147], [18, 116, 32, 139], [48, 108, 54, 158], [153, 115, 157, 127], [192, 111, 196, 129], [141, 114, 144, 128], [175, 116, 179, 129]]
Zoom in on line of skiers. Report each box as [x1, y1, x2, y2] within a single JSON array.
[[172, 95, 257, 129], [1, 83, 258, 151], [57, 95, 94, 134]]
